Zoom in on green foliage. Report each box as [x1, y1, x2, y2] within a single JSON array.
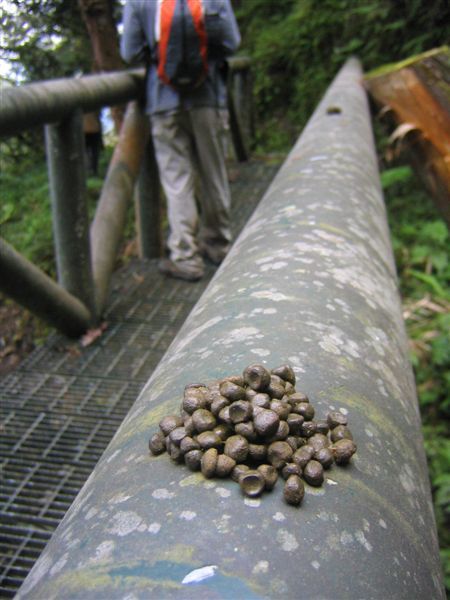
[[0, 0, 92, 83], [383, 164, 450, 579], [236, 0, 450, 150], [0, 146, 125, 278], [1, 160, 54, 274]]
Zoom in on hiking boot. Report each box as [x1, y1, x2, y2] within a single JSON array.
[[158, 258, 205, 282], [200, 244, 229, 266]]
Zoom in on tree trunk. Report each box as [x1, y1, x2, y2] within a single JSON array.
[[78, 0, 125, 133], [365, 47, 450, 227]]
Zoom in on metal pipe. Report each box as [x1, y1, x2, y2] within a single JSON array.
[[17, 58, 444, 599], [0, 69, 145, 137], [228, 71, 249, 162], [0, 238, 92, 337], [0, 59, 249, 138], [135, 135, 163, 259], [90, 101, 149, 314], [227, 56, 252, 72], [45, 108, 96, 316]]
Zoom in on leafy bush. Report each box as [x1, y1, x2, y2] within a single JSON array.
[[382, 165, 450, 588], [235, 0, 450, 150]]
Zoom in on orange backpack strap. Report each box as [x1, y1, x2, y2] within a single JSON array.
[[158, 0, 177, 86]]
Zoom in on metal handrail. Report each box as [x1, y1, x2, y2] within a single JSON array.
[[0, 69, 145, 137], [16, 58, 445, 599]]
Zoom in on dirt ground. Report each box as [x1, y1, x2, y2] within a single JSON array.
[[0, 295, 47, 376]]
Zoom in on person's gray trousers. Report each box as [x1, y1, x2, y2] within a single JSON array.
[[151, 107, 232, 266]]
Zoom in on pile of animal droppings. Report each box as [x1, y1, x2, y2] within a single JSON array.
[[149, 364, 356, 505]]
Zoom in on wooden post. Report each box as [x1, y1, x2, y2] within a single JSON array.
[[45, 108, 96, 316]]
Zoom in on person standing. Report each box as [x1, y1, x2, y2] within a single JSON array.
[[121, 0, 241, 281]]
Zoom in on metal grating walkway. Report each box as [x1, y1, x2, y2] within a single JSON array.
[[0, 158, 280, 598]]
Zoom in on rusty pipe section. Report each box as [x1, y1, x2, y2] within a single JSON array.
[[18, 59, 444, 599], [90, 101, 150, 314], [0, 68, 145, 137]]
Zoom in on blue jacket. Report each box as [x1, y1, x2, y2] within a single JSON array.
[[121, 0, 241, 115]]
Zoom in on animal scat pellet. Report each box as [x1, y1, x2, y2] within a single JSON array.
[[192, 408, 216, 433], [331, 439, 357, 464], [327, 411, 348, 428], [216, 454, 236, 478], [253, 409, 280, 437], [314, 447, 334, 469], [257, 464, 278, 490], [159, 415, 183, 436], [219, 380, 246, 401], [147, 364, 358, 507], [267, 420, 290, 442], [271, 364, 296, 386], [229, 400, 253, 424], [231, 463, 250, 483], [148, 431, 166, 455], [224, 435, 249, 462], [330, 424, 354, 443], [201, 448, 218, 478], [284, 475, 305, 506], [239, 470, 266, 497], [282, 462, 302, 480], [303, 459, 324, 486], [243, 364, 271, 392]]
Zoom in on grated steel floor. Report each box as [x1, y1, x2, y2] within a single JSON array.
[[0, 158, 280, 598]]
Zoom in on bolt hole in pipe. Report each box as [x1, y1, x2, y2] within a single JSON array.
[[326, 105, 342, 115]]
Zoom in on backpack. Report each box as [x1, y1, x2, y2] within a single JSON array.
[[157, 0, 209, 91]]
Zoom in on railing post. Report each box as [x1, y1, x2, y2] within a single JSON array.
[[0, 238, 92, 337], [135, 135, 163, 259], [45, 108, 96, 317], [227, 59, 251, 162], [90, 101, 149, 313], [233, 68, 253, 147]]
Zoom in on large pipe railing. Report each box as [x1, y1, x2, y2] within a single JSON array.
[[0, 69, 145, 136], [0, 58, 252, 333], [17, 58, 444, 599]]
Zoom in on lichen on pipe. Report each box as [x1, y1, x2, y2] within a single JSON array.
[[18, 58, 444, 599]]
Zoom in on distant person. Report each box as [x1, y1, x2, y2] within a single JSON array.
[[121, 0, 241, 281], [83, 110, 103, 177]]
